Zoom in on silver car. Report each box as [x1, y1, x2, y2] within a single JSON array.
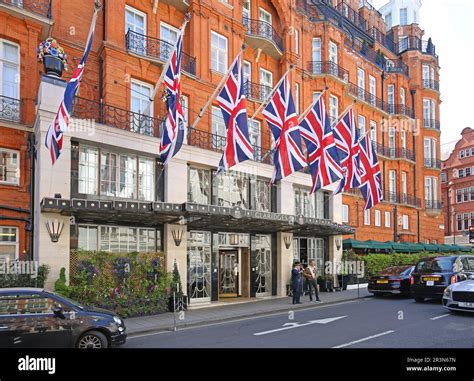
[[443, 276, 474, 313]]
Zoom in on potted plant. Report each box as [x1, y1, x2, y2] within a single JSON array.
[[37, 37, 68, 78], [168, 262, 188, 312], [317, 275, 334, 292]]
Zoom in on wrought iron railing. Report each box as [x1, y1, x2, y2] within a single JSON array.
[[348, 82, 388, 112], [0, 95, 22, 123], [385, 191, 421, 208], [425, 200, 443, 210], [71, 97, 163, 138], [0, 0, 52, 18], [423, 119, 441, 130], [344, 37, 386, 69], [423, 79, 440, 91], [385, 59, 409, 76], [243, 80, 273, 103], [376, 144, 415, 162], [424, 158, 441, 169], [395, 36, 438, 61], [125, 30, 197, 75], [388, 104, 413, 118], [307, 61, 349, 82], [242, 16, 283, 52], [335, 1, 368, 31], [187, 127, 273, 165]]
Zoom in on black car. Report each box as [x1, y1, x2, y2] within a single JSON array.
[[0, 288, 126, 348], [368, 265, 414, 296], [411, 255, 474, 302]]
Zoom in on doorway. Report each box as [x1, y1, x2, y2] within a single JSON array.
[[219, 250, 239, 298]]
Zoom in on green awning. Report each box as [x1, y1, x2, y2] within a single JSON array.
[[410, 243, 427, 253], [364, 240, 393, 250], [385, 241, 411, 252], [459, 246, 472, 252], [423, 243, 439, 252], [343, 239, 370, 250], [438, 244, 454, 252]]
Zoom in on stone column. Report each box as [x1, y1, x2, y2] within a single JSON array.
[[328, 235, 343, 287], [34, 76, 71, 289], [276, 232, 294, 297], [164, 223, 188, 294]]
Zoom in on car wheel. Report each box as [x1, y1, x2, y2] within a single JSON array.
[[77, 330, 109, 349], [414, 297, 424, 303]]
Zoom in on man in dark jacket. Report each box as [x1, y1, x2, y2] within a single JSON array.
[[291, 262, 303, 304]]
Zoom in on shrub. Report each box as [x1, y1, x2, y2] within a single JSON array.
[[54, 267, 70, 297], [0, 264, 49, 288]]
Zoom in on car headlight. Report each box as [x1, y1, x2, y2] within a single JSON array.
[[443, 288, 451, 297], [113, 316, 123, 325]]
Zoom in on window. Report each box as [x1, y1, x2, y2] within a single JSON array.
[[389, 170, 397, 202], [375, 210, 381, 227], [253, 178, 271, 212], [424, 137, 437, 167], [294, 29, 299, 54], [457, 214, 462, 231], [243, 0, 251, 27], [213, 171, 249, 209], [138, 158, 155, 201], [211, 31, 228, 74], [364, 209, 370, 225], [243, 61, 251, 84], [0, 40, 20, 103], [78, 146, 98, 194], [342, 204, 349, 223], [401, 129, 406, 151], [182, 94, 189, 127], [388, 127, 396, 158], [259, 8, 272, 25], [328, 41, 338, 76], [0, 227, 18, 261], [329, 95, 339, 122], [125, 6, 146, 54], [81, 225, 159, 253], [441, 172, 447, 183], [385, 211, 391, 228], [387, 84, 395, 113], [369, 75, 376, 106], [118, 155, 137, 199], [402, 215, 409, 230], [294, 83, 300, 114], [294, 187, 315, 218], [385, 12, 392, 28], [259, 68, 273, 100], [248, 120, 261, 159], [460, 150, 465, 159], [369, 120, 377, 144], [160, 22, 178, 61], [315, 191, 328, 219], [398, 35, 408, 53], [188, 167, 211, 204], [400, 87, 406, 114], [357, 68, 365, 100], [423, 99, 436, 128], [401, 171, 407, 202], [212, 106, 226, 150], [466, 167, 471, 177], [400, 8, 408, 25], [459, 168, 465, 178], [130, 80, 153, 135], [358, 115, 366, 136], [0, 149, 19, 185], [456, 189, 462, 203], [422, 64, 431, 88], [312, 38, 321, 73]]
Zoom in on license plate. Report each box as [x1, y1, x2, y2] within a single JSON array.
[[459, 302, 474, 308], [426, 281, 434, 286], [377, 280, 389, 284], [423, 277, 440, 282]]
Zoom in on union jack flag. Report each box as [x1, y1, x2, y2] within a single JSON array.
[[216, 55, 253, 173], [159, 32, 186, 165], [299, 96, 343, 193], [359, 134, 383, 210], [44, 6, 99, 165], [333, 108, 361, 194], [262, 76, 307, 182]]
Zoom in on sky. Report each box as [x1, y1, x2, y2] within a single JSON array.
[[370, 0, 474, 159]]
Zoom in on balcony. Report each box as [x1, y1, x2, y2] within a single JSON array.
[[423, 119, 441, 131], [348, 82, 389, 113], [307, 61, 349, 82], [243, 80, 273, 103], [395, 36, 438, 62], [242, 17, 283, 58], [388, 104, 413, 118], [423, 79, 440, 92], [158, 0, 190, 12], [385, 191, 421, 208], [425, 200, 443, 217], [187, 127, 273, 165], [376, 144, 415, 162], [385, 59, 409, 77], [0, 95, 22, 124], [424, 158, 441, 170], [344, 37, 386, 70], [335, 2, 368, 31], [71, 97, 163, 138], [0, 0, 52, 37], [125, 30, 197, 76]]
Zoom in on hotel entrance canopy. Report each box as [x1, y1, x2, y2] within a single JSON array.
[[41, 198, 354, 237]]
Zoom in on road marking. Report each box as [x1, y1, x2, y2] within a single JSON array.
[[430, 313, 451, 321], [332, 330, 395, 348], [253, 316, 347, 336]]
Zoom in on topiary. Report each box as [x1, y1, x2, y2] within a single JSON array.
[[54, 267, 70, 297]]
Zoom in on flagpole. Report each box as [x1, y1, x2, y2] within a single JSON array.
[[248, 65, 295, 122], [297, 86, 329, 123], [190, 45, 245, 130], [149, 12, 192, 105]]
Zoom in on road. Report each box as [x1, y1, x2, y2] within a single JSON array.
[[123, 296, 474, 348]]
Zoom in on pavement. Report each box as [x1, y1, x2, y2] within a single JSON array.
[[124, 287, 371, 335], [123, 296, 474, 348]]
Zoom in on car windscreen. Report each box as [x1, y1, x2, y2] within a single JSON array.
[[381, 266, 411, 275], [415, 257, 455, 273]]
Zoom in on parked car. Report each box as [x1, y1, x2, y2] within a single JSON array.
[[368, 265, 414, 296], [443, 276, 474, 313], [411, 255, 474, 302], [0, 288, 126, 348]]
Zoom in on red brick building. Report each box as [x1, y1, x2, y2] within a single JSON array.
[[442, 127, 474, 245]]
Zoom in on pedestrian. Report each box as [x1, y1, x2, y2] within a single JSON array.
[[304, 260, 321, 302], [291, 262, 303, 305]]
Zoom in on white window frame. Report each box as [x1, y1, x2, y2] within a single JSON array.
[[364, 209, 371, 226], [0, 39, 21, 101], [369, 120, 377, 144], [358, 115, 366, 136], [329, 95, 339, 122], [342, 204, 349, 223], [385, 211, 391, 228], [375, 210, 381, 227], [294, 29, 299, 54], [125, 5, 147, 35], [160, 21, 179, 61], [402, 215, 409, 230], [294, 83, 300, 114], [0, 226, 19, 261], [0, 148, 19, 186], [369, 75, 376, 106], [211, 31, 228, 74]]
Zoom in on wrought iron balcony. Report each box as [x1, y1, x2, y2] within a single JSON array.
[[71, 97, 163, 138], [344, 37, 386, 70], [385, 191, 421, 208], [424, 158, 441, 170], [371, 27, 394, 51], [348, 82, 389, 113], [423, 119, 441, 131], [0, 95, 22, 123], [242, 16, 283, 55], [243, 80, 273, 103], [385, 59, 409, 77], [335, 1, 368, 32], [388, 104, 413, 118], [423, 79, 440, 91], [425, 200, 443, 210], [0, 0, 52, 19], [376, 144, 415, 162], [187, 127, 273, 165], [125, 30, 196, 76], [307, 61, 349, 82], [395, 36, 438, 61]]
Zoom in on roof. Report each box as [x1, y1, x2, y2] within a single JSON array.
[[0, 288, 44, 293]]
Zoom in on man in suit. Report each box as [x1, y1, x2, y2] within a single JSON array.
[[291, 262, 303, 304], [304, 260, 321, 302]]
